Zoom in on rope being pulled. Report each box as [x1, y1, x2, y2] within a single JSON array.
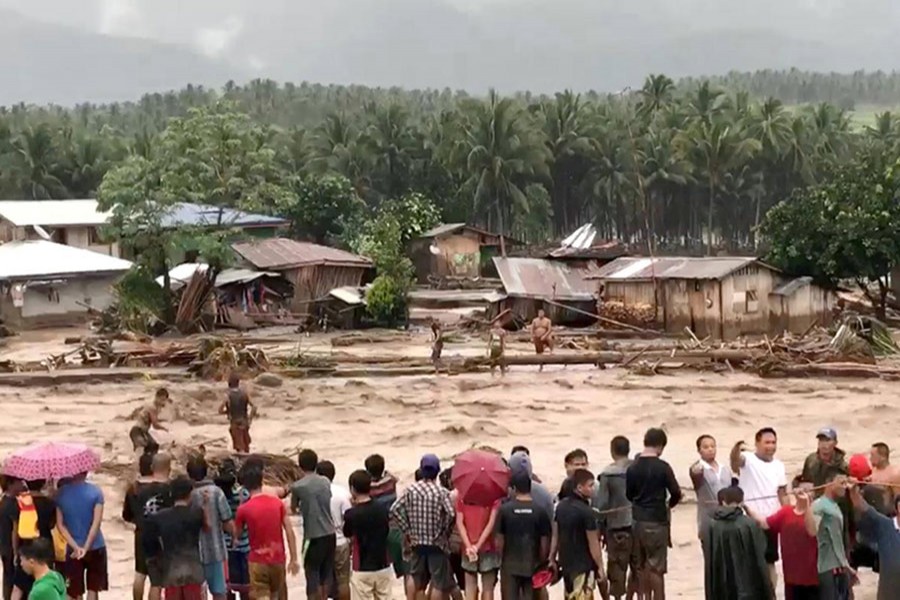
[[591, 479, 890, 516]]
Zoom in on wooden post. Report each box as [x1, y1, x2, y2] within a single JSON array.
[[500, 234, 507, 258]]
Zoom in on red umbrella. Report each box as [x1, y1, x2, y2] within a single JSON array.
[[452, 450, 509, 506], [2, 442, 101, 481]]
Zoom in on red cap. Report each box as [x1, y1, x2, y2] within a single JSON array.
[[849, 454, 872, 480]]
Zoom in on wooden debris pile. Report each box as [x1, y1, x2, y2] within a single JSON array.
[[190, 337, 270, 380], [176, 270, 217, 334], [205, 451, 302, 487], [598, 301, 657, 330]]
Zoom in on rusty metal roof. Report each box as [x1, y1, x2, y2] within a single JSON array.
[[547, 241, 628, 260], [493, 257, 599, 301], [232, 238, 373, 270], [588, 256, 759, 281]]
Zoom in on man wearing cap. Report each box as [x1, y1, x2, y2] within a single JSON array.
[[802, 428, 848, 491], [802, 428, 851, 548], [390, 454, 456, 600]]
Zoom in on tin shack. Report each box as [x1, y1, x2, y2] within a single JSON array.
[[489, 257, 600, 327], [232, 238, 372, 311], [591, 256, 834, 339]]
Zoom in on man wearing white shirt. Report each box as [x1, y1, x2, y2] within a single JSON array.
[[730, 427, 788, 588], [317, 461, 353, 600]]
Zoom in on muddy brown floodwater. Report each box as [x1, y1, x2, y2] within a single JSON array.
[[0, 330, 891, 598]]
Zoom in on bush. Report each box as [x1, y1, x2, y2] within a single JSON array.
[[365, 275, 409, 327]]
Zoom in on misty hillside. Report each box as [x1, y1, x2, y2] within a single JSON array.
[[0, 10, 242, 105], [3, 0, 900, 105]]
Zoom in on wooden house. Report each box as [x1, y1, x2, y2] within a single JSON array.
[[590, 257, 835, 339], [232, 238, 373, 311], [410, 223, 513, 282]]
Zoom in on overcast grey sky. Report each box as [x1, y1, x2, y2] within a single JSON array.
[[2, 0, 900, 104]]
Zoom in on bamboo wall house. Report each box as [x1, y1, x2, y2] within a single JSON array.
[[591, 257, 835, 339]]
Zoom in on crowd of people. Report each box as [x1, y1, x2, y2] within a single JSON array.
[[3, 418, 900, 600]]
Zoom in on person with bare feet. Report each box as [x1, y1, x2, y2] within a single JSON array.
[[130, 388, 170, 457], [530, 310, 553, 371], [219, 374, 257, 454]]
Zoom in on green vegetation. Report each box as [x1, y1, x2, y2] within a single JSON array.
[[3, 71, 900, 256]]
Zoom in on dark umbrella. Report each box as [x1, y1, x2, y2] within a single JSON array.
[[452, 450, 510, 506]]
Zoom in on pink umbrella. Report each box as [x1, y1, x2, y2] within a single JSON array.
[[2, 442, 101, 481]]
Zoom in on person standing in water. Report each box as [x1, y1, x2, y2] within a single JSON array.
[[487, 326, 507, 377], [129, 389, 170, 457], [431, 321, 445, 374], [530, 310, 553, 371], [219, 374, 256, 454]]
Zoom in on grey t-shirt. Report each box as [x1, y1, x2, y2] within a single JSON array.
[[189, 481, 233, 565], [291, 474, 335, 540]]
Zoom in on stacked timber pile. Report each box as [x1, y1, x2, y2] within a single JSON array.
[[598, 301, 657, 330], [175, 270, 218, 334]]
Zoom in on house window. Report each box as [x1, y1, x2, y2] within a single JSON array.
[[89, 227, 107, 245], [745, 290, 759, 313]]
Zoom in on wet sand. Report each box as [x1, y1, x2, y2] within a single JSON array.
[[0, 331, 891, 598]]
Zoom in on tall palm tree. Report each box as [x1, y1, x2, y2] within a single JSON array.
[[459, 90, 549, 234], [363, 103, 418, 200], [538, 91, 593, 233], [677, 121, 761, 254], [9, 124, 68, 199], [638, 74, 675, 115]]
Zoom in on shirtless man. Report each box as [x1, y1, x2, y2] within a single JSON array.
[[488, 325, 507, 376], [869, 443, 900, 505], [531, 309, 553, 355], [129, 388, 170, 456]]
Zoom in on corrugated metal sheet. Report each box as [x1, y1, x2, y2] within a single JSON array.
[[232, 238, 373, 270], [0, 240, 132, 280], [589, 256, 758, 281], [771, 276, 813, 297], [215, 268, 279, 287], [560, 223, 597, 249], [160, 203, 288, 229], [493, 257, 598, 300], [329, 286, 366, 305], [548, 241, 627, 260], [0, 200, 109, 227], [420, 223, 467, 238]]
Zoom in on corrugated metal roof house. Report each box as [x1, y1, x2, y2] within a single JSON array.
[[232, 238, 372, 311], [589, 256, 834, 338], [0, 240, 132, 328], [489, 257, 600, 326], [0, 199, 119, 257]]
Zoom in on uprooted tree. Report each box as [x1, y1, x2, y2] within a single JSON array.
[[761, 150, 900, 318]]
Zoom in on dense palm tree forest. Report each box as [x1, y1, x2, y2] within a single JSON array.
[[3, 69, 900, 252]]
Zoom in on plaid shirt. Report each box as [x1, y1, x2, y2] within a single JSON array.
[[389, 480, 455, 551]]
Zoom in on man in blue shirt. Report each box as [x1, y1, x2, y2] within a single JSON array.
[[55, 473, 107, 600]]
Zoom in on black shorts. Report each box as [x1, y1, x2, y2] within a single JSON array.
[[501, 571, 534, 600], [410, 546, 455, 592], [304, 534, 336, 594], [784, 584, 820, 600], [764, 529, 779, 564]]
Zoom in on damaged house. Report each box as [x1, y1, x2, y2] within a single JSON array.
[[590, 256, 835, 339]]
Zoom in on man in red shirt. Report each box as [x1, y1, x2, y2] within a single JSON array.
[[746, 479, 819, 600], [234, 465, 299, 600]]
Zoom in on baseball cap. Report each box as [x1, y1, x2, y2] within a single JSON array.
[[509, 451, 534, 479], [848, 454, 872, 480], [816, 427, 837, 441], [420, 454, 441, 477]]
